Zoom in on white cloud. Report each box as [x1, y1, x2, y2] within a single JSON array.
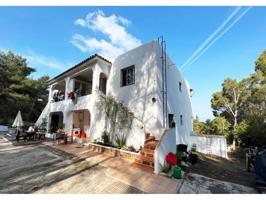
[[1, 48, 70, 71], [71, 10, 141, 60], [24, 50, 71, 71]]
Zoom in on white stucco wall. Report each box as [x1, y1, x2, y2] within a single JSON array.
[[189, 134, 228, 158], [36, 40, 193, 151], [154, 128, 176, 174], [154, 41, 193, 145]]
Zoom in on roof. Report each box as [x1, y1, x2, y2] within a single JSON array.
[[48, 54, 112, 84]]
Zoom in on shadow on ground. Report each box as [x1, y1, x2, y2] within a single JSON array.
[[0, 135, 144, 194]]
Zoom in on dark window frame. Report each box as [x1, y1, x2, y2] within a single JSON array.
[[179, 82, 182, 92], [120, 65, 135, 87], [180, 115, 183, 126], [168, 114, 175, 128]]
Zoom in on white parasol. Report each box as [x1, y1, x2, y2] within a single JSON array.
[[12, 110, 24, 127]]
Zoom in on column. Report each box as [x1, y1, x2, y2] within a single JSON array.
[[92, 64, 100, 94]]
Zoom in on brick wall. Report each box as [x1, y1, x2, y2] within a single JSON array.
[[86, 143, 139, 162]]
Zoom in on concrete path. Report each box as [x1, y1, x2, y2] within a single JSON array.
[[179, 173, 258, 194]]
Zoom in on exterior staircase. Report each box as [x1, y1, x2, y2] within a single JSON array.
[[134, 133, 159, 172]]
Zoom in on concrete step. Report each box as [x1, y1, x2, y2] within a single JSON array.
[[140, 150, 154, 158], [143, 141, 158, 150], [144, 136, 156, 144], [135, 158, 154, 168], [138, 154, 154, 162]]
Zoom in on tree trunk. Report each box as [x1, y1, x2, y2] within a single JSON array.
[[232, 114, 238, 150]]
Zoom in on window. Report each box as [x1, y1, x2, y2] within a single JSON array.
[[168, 114, 175, 128], [99, 73, 107, 95], [180, 115, 183, 126], [179, 82, 182, 92], [121, 65, 135, 87]]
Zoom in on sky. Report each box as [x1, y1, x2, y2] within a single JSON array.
[[1, 6, 266, 121]]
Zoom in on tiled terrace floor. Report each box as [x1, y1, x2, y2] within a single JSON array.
[[43, 141, 181, 193]]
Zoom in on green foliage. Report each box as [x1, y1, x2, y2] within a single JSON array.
[[115, 134, 127, 148], [210, 48, 266, 147], [176, 151, 186, 161], [162, 162, 171, 173], [121, 145, 128, 151], [0, 50, 49, 125], [96, 94, 134, 144], [211, 78, 248, 126], [211, 116, 231, 135], [233, 120, 250, 147], [255, 49, 266, 75], [101, 131, 110, 145], [193, 116, 207, 134], [193, 116, 230, 136]]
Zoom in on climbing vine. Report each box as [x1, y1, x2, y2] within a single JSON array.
[[96, 94, 134, 144]]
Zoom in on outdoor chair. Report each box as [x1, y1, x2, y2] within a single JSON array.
[[26, 131, 36, 140], [15, 130, 27, 142]]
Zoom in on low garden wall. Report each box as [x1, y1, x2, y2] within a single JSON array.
[[85, 143, 139, 162], [189, 134, 228, 158]]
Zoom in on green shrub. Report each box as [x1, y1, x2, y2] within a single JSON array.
[[176, 151, 186, 160], [101, 131, 110, 145], [121, 145, 128, 151], [162, 162, 171, 173], [115, 134, 126, 148]]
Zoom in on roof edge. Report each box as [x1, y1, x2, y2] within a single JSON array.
[[48, 54, 112, 84]]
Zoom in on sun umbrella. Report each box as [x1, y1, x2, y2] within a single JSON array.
[[12, 110, 24, 127]]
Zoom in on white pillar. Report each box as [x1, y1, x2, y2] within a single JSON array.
[[65, 77, 70, 99], [92, 64, 100, 94], [48, 84, 54, 102], [47, 114, 51, 133]]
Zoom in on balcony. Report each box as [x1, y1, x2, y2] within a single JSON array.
[[51, 80, 66, 103]]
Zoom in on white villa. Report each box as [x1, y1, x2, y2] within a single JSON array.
[[35, 40, 198, 173]]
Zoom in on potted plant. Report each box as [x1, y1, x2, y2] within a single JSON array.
[[160, 152, 178, 178]]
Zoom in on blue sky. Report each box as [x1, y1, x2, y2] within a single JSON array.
[[1, 6, 266, 121]]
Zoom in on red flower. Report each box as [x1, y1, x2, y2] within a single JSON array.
[[68, 92, 76, 100], [166, 152, 177, 166]]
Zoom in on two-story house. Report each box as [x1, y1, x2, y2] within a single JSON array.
[[35, 40, 193, 154]]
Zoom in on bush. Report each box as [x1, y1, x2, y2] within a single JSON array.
[[121, 145, 128, 151], [115, 134, 126, 148], [162, 162, 171, 173], [101, 131, 110, 145]]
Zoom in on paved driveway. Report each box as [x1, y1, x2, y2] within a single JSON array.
[[178, 173, 257, 194], [0, 135, 143, 194]]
